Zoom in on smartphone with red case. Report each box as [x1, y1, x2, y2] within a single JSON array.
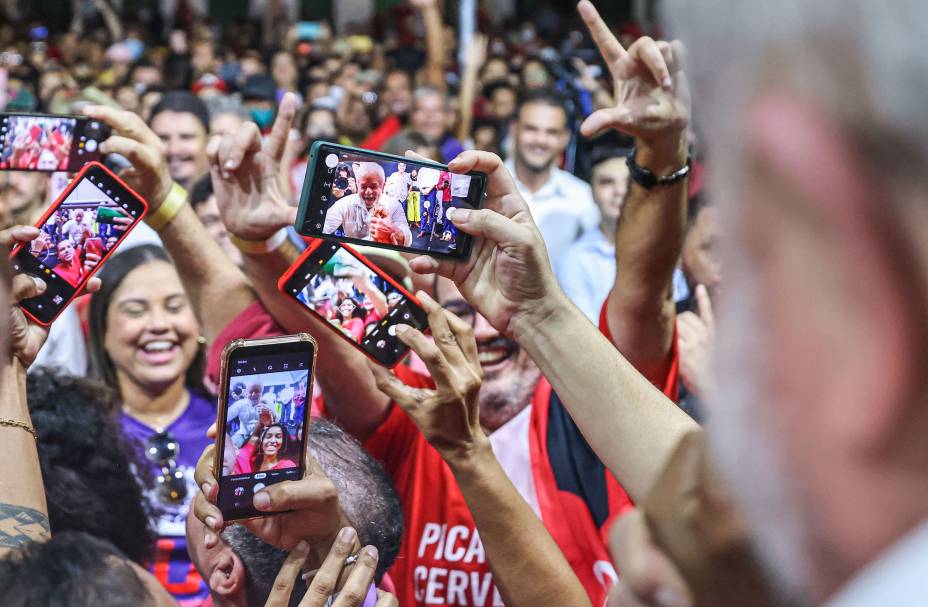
[[10, 161, 148, 325], [278, 239, 429, 367]]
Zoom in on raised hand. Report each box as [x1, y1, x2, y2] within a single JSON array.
[[370, 292, 487, 460], [82, 105, 174, 208], [407, 150, 563, 338], [577, 0, 690, 143], [209, 92, 299, 241], [677, 284, 715, 400]]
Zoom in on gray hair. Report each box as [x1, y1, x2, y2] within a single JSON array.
[[355, 162, 386, 184]]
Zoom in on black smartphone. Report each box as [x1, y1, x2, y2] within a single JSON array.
[[9, 161, 149, 325], [278, 240, 430, 367], [0, 112, 111, 172], [295, 141, 488, 259], [214, 334, 317, 521]]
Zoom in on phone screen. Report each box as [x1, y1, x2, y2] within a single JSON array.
[[10, 162, 147, 324], [217, 338, 315, 521], [0, 113, 110, 172], [282, 242, 429, 367], [297, 142, 487, 259]]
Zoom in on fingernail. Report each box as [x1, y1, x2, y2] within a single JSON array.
[[655, 587, 690, 607], [254, 491, 271, 509], [663, 77, 673, 89], [201, 482, 212, 495], [448, 155, 464, 169], [338, 527, 357, 543], [394, 324, 410, 335], [416, 290, 437, 305], [452, 208, 470, 222], [363, 545, 379, 559], [224, 159, 236, 169], [301, 568, 319, 581], [205, 515, 219, 531], [32, 277, 46, 293], [204, 531, 215, 547]]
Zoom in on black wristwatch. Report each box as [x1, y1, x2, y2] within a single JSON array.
[[626, 147, 691, 190]]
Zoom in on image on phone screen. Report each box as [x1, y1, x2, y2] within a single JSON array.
[[217, 344, 313, 520], [283, 242, 428, 367], [0, 113, 109, 171], [298, 143, 486, 258], [11, 162, 146, 324]]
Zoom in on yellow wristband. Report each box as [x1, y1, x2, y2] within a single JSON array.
[[145, 182, 188, 232], [228, 229, 290, 255]]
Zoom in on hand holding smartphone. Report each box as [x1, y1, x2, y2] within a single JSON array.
[[278, 240, 429, 367], [9, 162, 148, 325], [0, 113, 111, 172], [213, 334, 317, 521], [295, 142, 487, 259]]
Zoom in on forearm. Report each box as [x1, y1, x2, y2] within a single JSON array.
[[0, 360, 50, 556], [420, 4, 446, 89], [242, 244, 390, 440], [607, 134, 688, 380], [156, 204, 256, 343], [514, 291, 698, 502], [456, 67, 478, 142], [448, 443, 591, 607]]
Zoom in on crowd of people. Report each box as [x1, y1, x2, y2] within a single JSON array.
[[0, 0, 926, 606]]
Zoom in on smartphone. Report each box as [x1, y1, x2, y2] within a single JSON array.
[[9, 161, 148, 325], [295, 141, 488, 259], [0, 113, 111, 172], [214, 334, 317, 521], [278, 239, 429, 367]]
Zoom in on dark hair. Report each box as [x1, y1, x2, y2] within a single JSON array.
[[189, 174, 213, 211], [149, 90, 210, 134], [687, 193, 710, 230], [87, 244, 207, 397], [254, 423, 290, 470], [482, 79, 516, 101], [0, 532, 151, 607], [590, 145, 633, 172], [516, 87, 568, 119], [221, 417, 402, 603], [28, 369, 156, 565], [336, 296, 364, 321]]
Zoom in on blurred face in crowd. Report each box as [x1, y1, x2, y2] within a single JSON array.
[[115, 85, 141, 114], [241, 54, 265, 78], [38, 70, 70, 103], [381, 70, 413, 116], [472, 125, 499, 156], [357, 169, 384, 208], [191, 40, 216, 75], [522, 59, 551, 89], [132, 65, 162, 88], [481, 57, 510, 84], [151, 111, 209, 187], [512, 102, 569, 174], [210, 111, 246, 137], [304, 108, 337, 143], [682, 204, 722, 294], [489, 86, 517, 120], [0, 171, 48, 224], [411, 91, 448, 142], [436, 278, 541, 431], [338, 98, 372, 141], [194, 193, 243, 268], [140, 90, 163, 122], [104, 260, 200, 394], [271, 51, 297, 89], [591, 157, 629, 229]]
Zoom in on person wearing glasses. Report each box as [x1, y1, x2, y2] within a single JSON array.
[[87, 244, 215, 604]]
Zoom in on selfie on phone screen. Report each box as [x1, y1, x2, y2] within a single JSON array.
[[298, 143, 486, 258], [217, 339, 314, 520], [282, 242, 428, 366]]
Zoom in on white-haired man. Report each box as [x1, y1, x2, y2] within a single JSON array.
[[322, 162, 412, 246]]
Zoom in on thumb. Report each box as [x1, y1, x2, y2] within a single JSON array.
[[580, 107, 627, 138], [448, 207, 533, 249]]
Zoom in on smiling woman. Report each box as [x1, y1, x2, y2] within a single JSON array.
[[87, 244, 214, 603]]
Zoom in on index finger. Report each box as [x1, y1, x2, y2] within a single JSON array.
[[265, 541, 312, 607], [218, 122, 263, 171], [266, 92, 298, 163], [577, 1, 627, 76], [83, 105, 161, 149]]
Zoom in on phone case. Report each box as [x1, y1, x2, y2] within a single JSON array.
[[212, 333, 318, 520], [9, 161, 148, 326], [295, 140, 488, 260], [0, 112, 111, 172], [277, 238, 427, 368]]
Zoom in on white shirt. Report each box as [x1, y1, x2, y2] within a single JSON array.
[[322, 194, 412, 246], [30, 304, 87, 376], [825, 519, 928, 607], [505, 159, 600, 266], [383, 170, 413, 203]]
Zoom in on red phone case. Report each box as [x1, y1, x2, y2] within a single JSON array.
[[85, 237, 103, 258], [277, 237, 427, 367], [9, 161, 149, 326]]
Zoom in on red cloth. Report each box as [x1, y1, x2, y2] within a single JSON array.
[[361, 115, 403, 152]]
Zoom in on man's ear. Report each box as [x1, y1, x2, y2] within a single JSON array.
[[209, 549, 246, 598]]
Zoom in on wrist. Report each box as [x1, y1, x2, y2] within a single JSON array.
[[444, 436, 494, 479], [145, 182, 187, 231], [510, 286, 572, 346], [634, 133, 688, 175]]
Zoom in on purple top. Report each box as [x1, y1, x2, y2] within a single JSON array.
[[120, 389, 215, 604]]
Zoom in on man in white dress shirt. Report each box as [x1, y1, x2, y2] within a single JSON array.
[[505, 89, 599, 266], [322, 162, 412, 246]]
